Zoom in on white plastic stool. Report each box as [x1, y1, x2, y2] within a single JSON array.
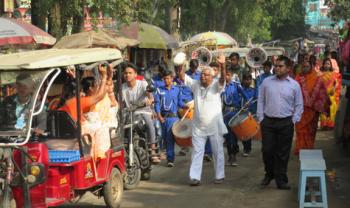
[[299, 149, 323, 160], [299, 159, 328, 208]]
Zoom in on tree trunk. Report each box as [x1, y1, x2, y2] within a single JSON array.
[[219, 0, 233, 31], [60, 1, 69, 36], [0, 1, 4, 16], [169, 1, 180, 40], [72, 0, 84, 34], [72, 14, 84, 33], [31, 0, 47, 31], [48, 1, 62, 38], [206, 0, 214, 30], [150, 0, 159, 24]]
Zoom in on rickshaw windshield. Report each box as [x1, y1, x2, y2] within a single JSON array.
[[0, 70, 49, 140]]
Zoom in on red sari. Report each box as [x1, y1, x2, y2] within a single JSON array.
[[294, 70, 330, 155]]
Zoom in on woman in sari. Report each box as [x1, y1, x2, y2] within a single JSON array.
[[294, 59, 330, 155], [319, 58, 342, 129]]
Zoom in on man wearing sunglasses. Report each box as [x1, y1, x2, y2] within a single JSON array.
[[257, 55, 304, 190]]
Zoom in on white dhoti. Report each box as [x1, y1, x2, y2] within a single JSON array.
[[184, 74, 227, 181], [189, 133, 225, 180]]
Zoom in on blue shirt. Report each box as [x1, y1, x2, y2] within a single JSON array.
[[152, 74, 165, 89], [242, 86, 257, 114], [257, 75, 304, 124], [173, 77, 193, 103], [255, 72, 272, 93], [154, 85, 184, 114], [221, 81, 247, 109], [185, 70, 201, 80]]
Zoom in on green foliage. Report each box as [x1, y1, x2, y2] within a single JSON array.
[[327, 0, 350, 21], [227, 0, 272, 44], [147, 0, 305, 44], [262, 0, 306, 40], [29, 0, 306, 43]]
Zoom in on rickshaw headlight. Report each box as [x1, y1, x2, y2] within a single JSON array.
[[30, 165, 41, 176]]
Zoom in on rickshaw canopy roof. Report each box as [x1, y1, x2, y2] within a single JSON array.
[[0, 48, 122, 70]]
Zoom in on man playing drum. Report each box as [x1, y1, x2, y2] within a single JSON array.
[[176, 52, 227, 186]]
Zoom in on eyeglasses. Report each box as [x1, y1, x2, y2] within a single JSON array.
[[275, 65, 285, 68]]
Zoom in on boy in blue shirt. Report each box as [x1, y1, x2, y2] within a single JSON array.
[[222, 68, 247, 166], [154, 70, 184, 167], [241, 72, 258, 156], [255, 60, 273, 93]]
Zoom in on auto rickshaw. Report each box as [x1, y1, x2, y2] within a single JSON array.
[[0, 48, 125, 208]]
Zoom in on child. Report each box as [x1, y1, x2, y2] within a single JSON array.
[[154, 70, 184, 167], [221, 69, 247, 166], [241, 72, 258, 157]]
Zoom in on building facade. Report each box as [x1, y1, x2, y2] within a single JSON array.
[[304, 0, 334, 29]]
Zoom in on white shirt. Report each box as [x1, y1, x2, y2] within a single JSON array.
[[184, 75, 227, 137], [122, 80, 152, 115]]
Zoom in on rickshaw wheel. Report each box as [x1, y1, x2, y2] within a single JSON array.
[[103, 168, 123, 208]]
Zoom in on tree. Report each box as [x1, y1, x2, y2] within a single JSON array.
[[262, 0, 306, 40], [31, 0, 47, 31], [29, 0, 154, 38], [327, 0, 350, 21], [148, 0, 305, 44]]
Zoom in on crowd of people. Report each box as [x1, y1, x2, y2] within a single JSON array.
[[1, 20, 349, 191], [123, 34, 347, 188]]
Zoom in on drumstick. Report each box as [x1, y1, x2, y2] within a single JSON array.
[[181, 106, 192, 122]]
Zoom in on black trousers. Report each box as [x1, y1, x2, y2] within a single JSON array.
[[261, 116, 294, 185]]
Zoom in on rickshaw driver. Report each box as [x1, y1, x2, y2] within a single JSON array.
[[0, 73, 46, 135]]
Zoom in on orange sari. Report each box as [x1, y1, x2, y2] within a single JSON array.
[[320, 71, 342, 128], [294, 70, 330, 155]]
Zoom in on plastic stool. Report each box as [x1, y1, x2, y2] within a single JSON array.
[[299, 159, 328, 208], [299, 149, 323, 160], [298, 149, 324, 201]]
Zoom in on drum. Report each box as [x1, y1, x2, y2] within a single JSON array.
[[178, 106, 194, 120], [172, 119, 192, 147], [228, 112, 259, 141]]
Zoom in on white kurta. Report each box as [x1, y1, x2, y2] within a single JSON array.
[[184, 75, 227, 137], [184, 75, 227, 181]]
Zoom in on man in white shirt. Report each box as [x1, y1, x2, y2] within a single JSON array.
[[121, 63, 160, 164], [176, 52, 227, 186]]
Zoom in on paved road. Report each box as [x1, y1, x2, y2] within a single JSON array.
[[59, 131, 350, 208]]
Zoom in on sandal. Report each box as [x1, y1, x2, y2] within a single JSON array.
[[151, 155, 161, 164], [159, 152, 167, 160]]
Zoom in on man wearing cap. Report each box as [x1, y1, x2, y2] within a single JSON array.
[[176, 52, 227, 185], [0, 73, 46, 135]]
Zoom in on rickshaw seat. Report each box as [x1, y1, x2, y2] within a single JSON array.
[[46, 110, 78, 138], [43, 110, 79, 150]]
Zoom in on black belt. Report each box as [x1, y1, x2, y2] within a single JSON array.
[[264, 114, 292, 120], [161, 112, 177, 118]]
